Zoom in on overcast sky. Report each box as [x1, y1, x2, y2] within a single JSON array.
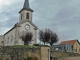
[[0, 0, 80, 44]]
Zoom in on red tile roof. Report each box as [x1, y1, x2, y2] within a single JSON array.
[[59, 40, 77, 46]]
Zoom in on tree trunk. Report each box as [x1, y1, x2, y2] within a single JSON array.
[[44, 42, 45, 45], [24, 42, 28, 45]]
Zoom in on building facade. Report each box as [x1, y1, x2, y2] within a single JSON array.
[[59, 40, 80, 54], [0, 0, 38, 46], [72, 40, 80, 54], [52, 44, 73, 52], [52, 40, 80, 54]]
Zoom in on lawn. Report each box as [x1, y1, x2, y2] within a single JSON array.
[[0, 44, 40, 48]]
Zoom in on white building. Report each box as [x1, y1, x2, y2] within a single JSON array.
[[0, 0, 38, 46]]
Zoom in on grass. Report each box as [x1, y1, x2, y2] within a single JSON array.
[[1, 45, 40, 48], [13, 45, 29, 47]]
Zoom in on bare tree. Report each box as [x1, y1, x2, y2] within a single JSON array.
[[38, 28, 59, 46], [39, 28, 50, 45], [20, 31, 33, 45], [38, 29, 44, 44], [44, 29, 51, 45], [48, 31, 58, 46]]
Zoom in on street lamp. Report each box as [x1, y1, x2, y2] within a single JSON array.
[[56, 47, 58, 60]]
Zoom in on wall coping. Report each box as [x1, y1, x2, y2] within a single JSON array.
[[40, 45, 50, 47]]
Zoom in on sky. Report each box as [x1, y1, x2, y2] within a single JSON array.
[[0, 0, 80, 44]]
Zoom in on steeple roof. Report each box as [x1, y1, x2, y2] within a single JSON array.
[[23, 0, 29, 9], [19, 0, 33, 13]]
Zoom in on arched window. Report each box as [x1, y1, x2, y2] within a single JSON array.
[[7, 37, 9, 44], [21, 14, 22, 20], [5, 39, 6, 44], [11, 35, 13, 42], [26, 13, 29, 19]]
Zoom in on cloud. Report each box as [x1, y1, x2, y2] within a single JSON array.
[[32, 0, 80, 43], [0, 0, 80, 44]]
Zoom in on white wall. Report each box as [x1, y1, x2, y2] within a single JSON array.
[[19, 22, 37, 45], [19, 10, 33, 22], [4, 28, 16, 46]]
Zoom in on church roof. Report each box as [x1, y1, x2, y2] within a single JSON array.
[[18, 20, 38, 29], [4, 24, 18, 36], [4, 20, 38, 36], [19, 0, 33, 13], [59, 39, 79, 46]]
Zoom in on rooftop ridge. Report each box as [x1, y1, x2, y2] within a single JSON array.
[[59, 39, 78, 46], [61, 39, 77, 42]]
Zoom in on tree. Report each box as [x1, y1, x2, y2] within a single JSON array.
[[20, 31, 33, 45], [38, 28, 59, 46], [48, 31, 58, 46], [39, 29, 50, 45]]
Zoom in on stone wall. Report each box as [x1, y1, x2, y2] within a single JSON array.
[[0, 45, 50, 60], [50, 51, 80, 60], [0, 46, 40, 60]]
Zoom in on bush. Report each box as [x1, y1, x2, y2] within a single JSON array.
[[24, 56, 33, 60], [64, 49, 67, 52], [24, 56, 38, 60], [33, 56, 38, 60], [24, 58, 27, 60], [27, 56, 33, 60], [33, 44, 40, 46]]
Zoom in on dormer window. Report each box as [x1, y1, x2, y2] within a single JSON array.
[[26, 13, 29, 19], [21, 14, 22, 20]]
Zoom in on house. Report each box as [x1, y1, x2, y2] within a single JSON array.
[[52, 44, 73, 52], [60, 39, 80, 54], [52, 39, 80, 54]]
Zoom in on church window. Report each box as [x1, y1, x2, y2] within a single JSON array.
[[7, 37, 9, 44], [21, 14, 22, 20], [26, 13, 29, 19], [11, 35, 13, 42]]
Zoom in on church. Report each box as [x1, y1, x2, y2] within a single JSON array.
[[0, 0, 38, 46]]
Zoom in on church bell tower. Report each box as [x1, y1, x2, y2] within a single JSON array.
[[18, 0, 38, 45], [19, 0, 33, 22]]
